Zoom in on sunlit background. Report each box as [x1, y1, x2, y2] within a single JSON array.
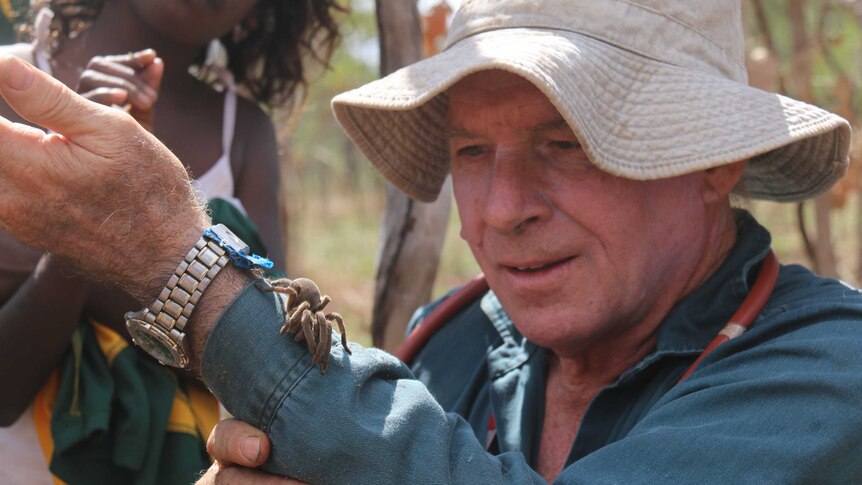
[[278, 1, 862, 346]]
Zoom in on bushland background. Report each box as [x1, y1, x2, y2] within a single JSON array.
[[279, 0, 862, 346]]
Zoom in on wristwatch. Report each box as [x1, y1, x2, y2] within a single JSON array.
[[124, 224, 273, 368]]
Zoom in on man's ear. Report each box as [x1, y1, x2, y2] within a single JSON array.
[[702, 160, 748, 204]]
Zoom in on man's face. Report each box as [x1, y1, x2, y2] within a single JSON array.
[[447, 71, 714, 357]]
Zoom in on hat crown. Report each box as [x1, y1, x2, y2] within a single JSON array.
[[447, 0, 747, 83]]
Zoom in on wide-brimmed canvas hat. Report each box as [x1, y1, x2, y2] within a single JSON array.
[[332, 0, 851, 203]]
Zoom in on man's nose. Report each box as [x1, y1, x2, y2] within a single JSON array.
[[481, 149, 551, 235]]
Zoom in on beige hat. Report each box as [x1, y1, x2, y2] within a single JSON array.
[[332, 0, 851, 203]]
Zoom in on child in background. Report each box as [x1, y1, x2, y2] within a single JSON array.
[[0, 1, 342, 483]]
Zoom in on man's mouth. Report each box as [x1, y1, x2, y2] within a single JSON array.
[[506, 256, 575, 273]]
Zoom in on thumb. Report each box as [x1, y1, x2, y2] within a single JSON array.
[[0, 54, 136, 146]]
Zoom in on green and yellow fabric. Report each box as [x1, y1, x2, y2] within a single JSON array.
[[34, 320, 219, 485], [31, 199, 274, 485]]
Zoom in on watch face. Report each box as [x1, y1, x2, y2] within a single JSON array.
[[211, 224, 250, 255], [125, 318, 189, 368]]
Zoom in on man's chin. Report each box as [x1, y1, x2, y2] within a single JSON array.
[[508, 308, 594, 351]]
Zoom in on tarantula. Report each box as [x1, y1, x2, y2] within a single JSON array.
[[259, 277, 351, 373]]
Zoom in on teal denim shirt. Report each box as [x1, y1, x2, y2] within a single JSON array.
[[202, 212, 862, 483]]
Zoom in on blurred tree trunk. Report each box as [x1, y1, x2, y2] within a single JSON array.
[[788, 0, 837, 278], [372, 0, 452, 352], [343, 135, 359, 192]]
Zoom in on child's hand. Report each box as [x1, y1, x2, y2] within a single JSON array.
[[76, 49, 164, 132]]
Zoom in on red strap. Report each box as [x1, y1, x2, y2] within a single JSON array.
[[678, 250, 779, 382], [395, 274, 489, 363], [485, 414, 497, 450], [397, 252, 779, 450]]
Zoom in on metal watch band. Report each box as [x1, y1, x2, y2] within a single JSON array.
[[140, 236, 230, 340]]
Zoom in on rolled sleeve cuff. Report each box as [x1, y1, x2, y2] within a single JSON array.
[[201, 279, 317, 430]]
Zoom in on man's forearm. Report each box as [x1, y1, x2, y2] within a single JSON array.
[[0, 56, 250, 377], [184, 264, 254, 374], [198, 282, 545, 484]]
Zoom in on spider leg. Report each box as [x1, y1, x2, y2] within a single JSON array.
[[257, 278, 292, 292], [282, 287, 299, 314], [281, 311, 297, 336], [283, 301, 310, 335], [285, 309, 304, 335], [310, 312, 322, 364], [288, 301, 310, 321], [315, 295, 331, 312], [328, 312, 351, 354], [291, 310, 308, 341], [298, 310, 317, 355], [281, 300, 308, 336], [313, 312, 331, 366], [318, 316, 333, 373], [270, 277, 294, 288]]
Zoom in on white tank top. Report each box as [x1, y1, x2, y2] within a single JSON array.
[[191, 68, 248, 215]]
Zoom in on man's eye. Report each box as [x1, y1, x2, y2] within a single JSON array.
[[551, 140, 581, 150], [457, 145, 486, 157]]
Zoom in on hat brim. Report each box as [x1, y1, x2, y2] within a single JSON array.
[[332, 28, 850, 202]]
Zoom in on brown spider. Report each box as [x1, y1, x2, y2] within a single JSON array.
[[258, 277, 351, 373]]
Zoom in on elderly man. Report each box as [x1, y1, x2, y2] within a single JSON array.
[[0, 0, 859, 483]]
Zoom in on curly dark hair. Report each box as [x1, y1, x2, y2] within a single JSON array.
[[22, 0, 344, 109]]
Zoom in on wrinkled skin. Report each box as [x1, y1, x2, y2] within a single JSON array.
[[0, 55, 206, 300]]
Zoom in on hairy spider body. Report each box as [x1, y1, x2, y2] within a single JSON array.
[[259, 277, 350, 373]]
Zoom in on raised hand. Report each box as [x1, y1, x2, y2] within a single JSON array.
[[76, 49, 164, 132], [0, 54, 206, 302]]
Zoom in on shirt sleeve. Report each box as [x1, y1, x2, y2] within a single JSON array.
[[201, 280, 546, 484], [202, 281, 862, 484]]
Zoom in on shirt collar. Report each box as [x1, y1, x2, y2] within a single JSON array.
[[653, 209, 772, 353]]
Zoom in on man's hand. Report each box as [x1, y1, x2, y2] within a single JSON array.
[[77, 49, 164, 132], [0, 55, 207, 302], [197, 418, 307, 485]]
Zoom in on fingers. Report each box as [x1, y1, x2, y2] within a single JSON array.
[[128, 49, 159, 69], [78, 52, 160, 109], [0, 54, 138, 147], [78, 68, 155, 108], [196, 462, 308, 485], [92, 49, 157, 72], [80, 86, 129, 107], [206, 418, 272, 468]]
